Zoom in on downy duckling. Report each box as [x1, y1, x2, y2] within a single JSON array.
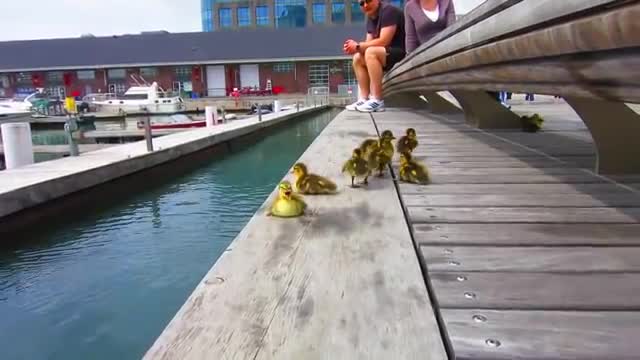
[[359, 138, 379, 157], [397, 128, 418, 154], [379, 130, 396, 159], [375, 134, 395, 177], [399, 152, 431, 185], [267, 181, 307, 217], [291, 162, 338, 195], [342, 148, 370, 188]]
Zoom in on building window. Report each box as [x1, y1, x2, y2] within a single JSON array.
[[256, 6, 269, 26], [175, 66, 192, 80], [140, 67, 158, 78], [343, 60, 357, 85], [273, 63, 294, 72], [275, 0, 306, 28], [107, 69, 126, 80], [0, 75, 9, 88], [219, 8, 232, 28], [331, 1, 345, 24], [312, 3, 326, 24], [16, 73, 32, 84], [47, 71, 64, 83], [201, 0, 214, 31], [76, 70, 95, 80], [45, 86, 66, 99], [308, 63, 329, 88], [351, 0, 365, 22], [390, 0, 403, 8], [237, 7, 251, 27]]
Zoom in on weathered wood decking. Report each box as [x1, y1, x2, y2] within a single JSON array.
[[144, 110, 447, 359], [372, 105, 640, 360]]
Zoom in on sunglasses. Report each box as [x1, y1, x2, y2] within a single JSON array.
[[359, 0, 372, 6]]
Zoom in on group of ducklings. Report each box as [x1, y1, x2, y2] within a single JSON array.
[[267, 128, 430, 218]]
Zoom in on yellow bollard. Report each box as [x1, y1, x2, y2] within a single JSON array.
[[65, 96, 77, 114]]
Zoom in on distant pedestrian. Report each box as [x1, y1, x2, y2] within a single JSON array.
[[525, 93, 535, 101]]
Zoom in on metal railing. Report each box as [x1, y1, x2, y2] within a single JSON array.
[[382, 0, 640, 174]]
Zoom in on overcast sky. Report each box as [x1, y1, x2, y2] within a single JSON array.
[[0, 0, 485, 41]]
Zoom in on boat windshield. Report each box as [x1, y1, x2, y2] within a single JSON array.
[[121, 94, 149, 100]]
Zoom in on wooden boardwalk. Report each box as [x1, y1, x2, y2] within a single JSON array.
[[372, 107, 640, 360]]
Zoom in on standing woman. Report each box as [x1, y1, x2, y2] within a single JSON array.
[[404, 0, 456, 54]]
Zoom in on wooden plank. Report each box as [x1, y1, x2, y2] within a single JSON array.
[[421, 159, 576, 168], [143, 111, 448, 360], [431, 272, 640, 310], [414, 223, 640, 246], [421, 246, 640, 272], [411, 167, 587, 175], [403, 193, 640, 207], [424, 174, 605, 184], [399, 183, 631, 195], [441, 309, 640, 360], [409, 207, 640, 224]]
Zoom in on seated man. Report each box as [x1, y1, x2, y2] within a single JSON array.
[[344, 0, 405, 112]]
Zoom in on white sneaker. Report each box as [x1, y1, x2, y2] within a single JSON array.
[[346, 99, 367, 111], [357, 99, 385, 112]]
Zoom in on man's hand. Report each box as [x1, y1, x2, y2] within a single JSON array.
[[343, 39, 359, 55]]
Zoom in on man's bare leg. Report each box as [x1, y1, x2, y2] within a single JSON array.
[[353, 52, 370, 99], [364, 47, 387, 101]]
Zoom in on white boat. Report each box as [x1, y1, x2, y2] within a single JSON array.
[[0, 89, 46, 114], [87, 81, 186, 115]]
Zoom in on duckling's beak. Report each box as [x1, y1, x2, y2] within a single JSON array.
[[284, 190, 292, 197]]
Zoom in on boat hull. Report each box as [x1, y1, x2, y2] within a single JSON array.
[[92, 101, 184, 115]]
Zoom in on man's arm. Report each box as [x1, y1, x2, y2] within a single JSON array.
[[359, 25, 397, 51]]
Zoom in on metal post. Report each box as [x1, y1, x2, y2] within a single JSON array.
[[143, 116, 154, 152], [296, 101, 300, 112], [258, 104, 262, 122], [65, 116, 79, 157], [221, 106, 226, 123]]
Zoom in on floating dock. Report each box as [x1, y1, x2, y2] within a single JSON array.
[[0, 105, 327, 220]]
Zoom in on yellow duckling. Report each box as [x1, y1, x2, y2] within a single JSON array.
[[399, 152, 431, 185], [342, 148, 370, 187], [374, 135, 395, 177], [291, 162, 338, 195], [359, 138, 379, 157], [267, 181, 307, 217], [397, 128, 418, 154], [379, 130, 396, 159]]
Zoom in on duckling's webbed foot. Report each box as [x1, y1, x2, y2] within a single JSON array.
[[350, 176, 360, 188], [363, 176, 369, 185]]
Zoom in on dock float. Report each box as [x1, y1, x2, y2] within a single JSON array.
[[0, 106, 326, 221], [143, 110, 448, 359]]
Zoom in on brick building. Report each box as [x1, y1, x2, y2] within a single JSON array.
[[0, 25, 364, 100]]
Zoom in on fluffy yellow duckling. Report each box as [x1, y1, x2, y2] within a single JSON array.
[[379, 130, 396, 159], [267, 181, 307, 217], [397, 128, 418, 154], [374, 135, 395, 177], [342, 148, 370, 187], [399, 152, 431, 185], [291, 162, 338, 195], [360, 140, 381, 175]]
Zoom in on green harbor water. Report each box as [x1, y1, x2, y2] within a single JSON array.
[[0, 108, 339, 360]]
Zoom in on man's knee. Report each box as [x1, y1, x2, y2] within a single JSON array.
[[353, 52, 365, 65], [365, 46, 384, 60]]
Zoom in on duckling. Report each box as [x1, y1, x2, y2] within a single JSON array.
[[374, 136, 395, 177], [359, 138, 379, 157], [379, 130, 396, 159], [267, 181, 307, 217], [398, 152, 431, 185], [342, 148, 370, 187], [397, 128, 418, 154], [291, 162, 338, 195]]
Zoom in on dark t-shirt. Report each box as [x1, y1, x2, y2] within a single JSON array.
[[366, 2, 405, 51]]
